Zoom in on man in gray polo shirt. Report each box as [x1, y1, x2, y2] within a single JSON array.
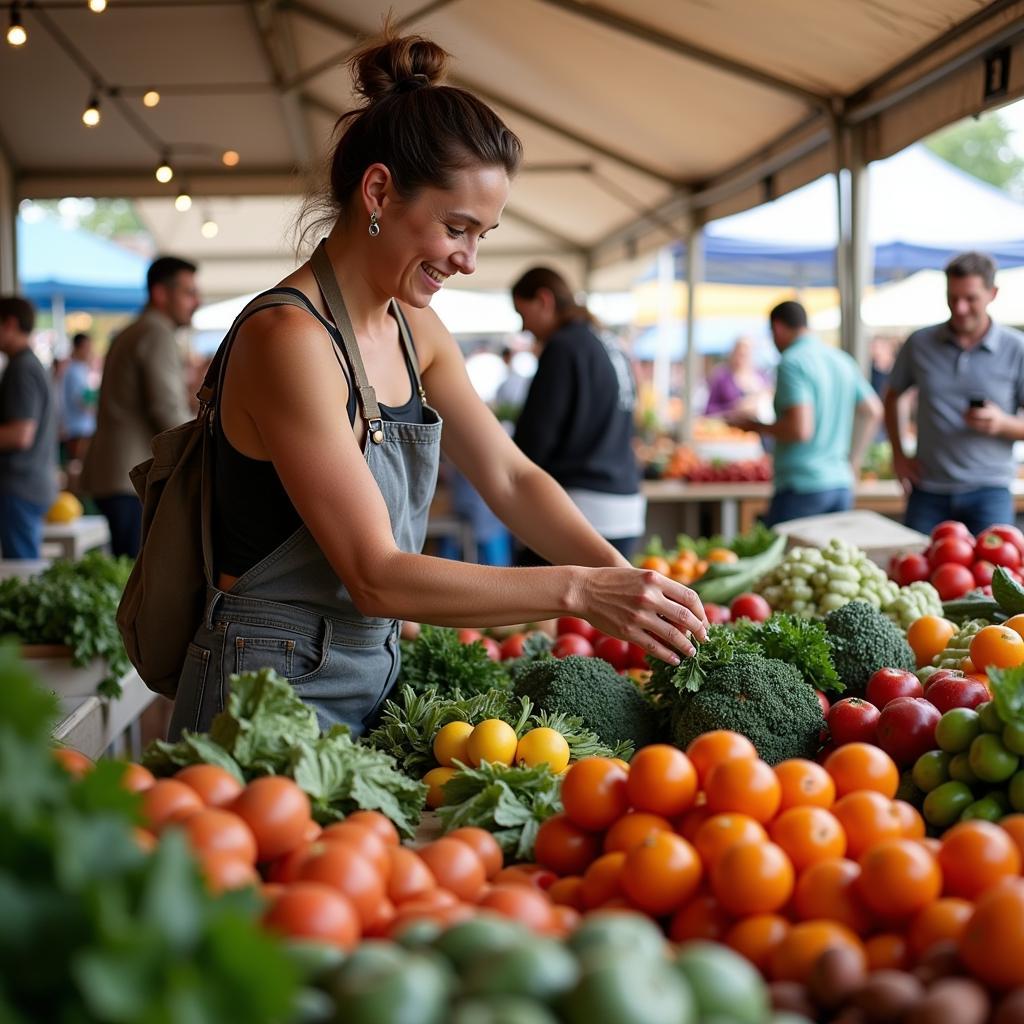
[[885, 251, 1024, 536]]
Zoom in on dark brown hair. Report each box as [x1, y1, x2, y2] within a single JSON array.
[[298, 26, 522, 249], [769, 299, 808, 330], [946, 251, 997, 289], [0, 296, 35, 334], [511, 265, 597, 328]]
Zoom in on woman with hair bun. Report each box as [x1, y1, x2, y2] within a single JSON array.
[[168, 27, 706, 740]]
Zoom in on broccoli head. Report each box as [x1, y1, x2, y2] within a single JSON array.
[[513, 655, 660, 750], [824, 600, 915, 696], [669, 652, 825, 765]]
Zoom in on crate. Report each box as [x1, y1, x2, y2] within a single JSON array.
[[772, 510, 929, 568]]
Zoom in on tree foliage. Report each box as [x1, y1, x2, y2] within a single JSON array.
[[926, 113, 1024, 198]]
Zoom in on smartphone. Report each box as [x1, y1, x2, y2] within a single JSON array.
[[969, 397, 987, 409]]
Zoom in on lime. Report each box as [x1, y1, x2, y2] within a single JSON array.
[[1010, 770, 1024, 812], [912, 750, 952, 792], [562, 956, 696, 1024], [935, 707, 982, 753], [463, 940, 579, 1002], [434, 916, 529, 973], [923, 780, 975, 827], [568, 911, 668, 966], [675, 941, 768, 1024], [1003, 720, 1024, 756], [948, 753, 979, 785], [969, 734, 1020, 783], [978, 701, 1005, 733]]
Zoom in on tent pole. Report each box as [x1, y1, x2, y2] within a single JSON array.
[[654, 246, 674, 429], [832, 115, 853, 354], [50, 292, 66, 356], [848, 125, 871, 371], [681, 226, 703, 444], [0, 144, 15, 293]]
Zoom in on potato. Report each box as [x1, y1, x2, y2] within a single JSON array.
[[809, 946, 867, 1012], [769, 980, 816, 1019], [852, 970, 925, 1024], [905, 978, 989, 1024]]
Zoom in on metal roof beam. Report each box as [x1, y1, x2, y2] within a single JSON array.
[[18, 167, 301, 199], [501, 204, 587, 254], [536, 0, 832, 111]]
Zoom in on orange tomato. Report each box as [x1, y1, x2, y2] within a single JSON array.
[[906, 616, 957, 668], [344, 810, 400, 848], [824, 743, 899, 799], [864, 933, 909, 971], [141, 778, 204, 831], [892, 800, 926, 839], [230, 776, 312, 861], [774, 759, 836, 811], [1003, 613, 1024, 639], [625, 745, 698, 817], [263, 882, 360, 949], [417, 837, 487, 903], [724, 914, 790, 974], [118, 762, 155, 793], [199, 851, 260, 894], [548, 875, 586, 911], [970, 624, 1024, 672], [832, 791, 905, 861], [769, 921, 866, 984], [938, 820, 1022, 900], [364, 897, 397, 938], [693, 813, 768, 869], [1000, 814, 1024, 861], [604, 811, 674, 854], [299, 842, 387, 928], [580, 851, 626, 909], [640, 555, 671, 575], [707, 547, 739, 564], [534, 814, 601, 876], [52, 746, 93, 778], [769, 806, 847, 872], [621, 832, 702, 916], [174, 764, 244, 807], [560, 758, 630, 832], [181, 808, 258, 864], [792, 858, 874, 936], [548, 903, 581, 937], [685, 730, 757, 786], [907, 897, 972, 961], [711, 841, 795, 916], [319, 821, 390, 878], [857, 838, 942, 919], [960, 878, 1024, 989], [676, 804, 713, 842], [478, 884, 554, 932], [492, 864, 557, 890], [446, 826, 504, 880], [386, 846, 436, 905], [668, 894, 734, 943], [705, 757, 781, 823]]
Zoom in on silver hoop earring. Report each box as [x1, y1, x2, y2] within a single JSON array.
[[368, 210, 380, 237]]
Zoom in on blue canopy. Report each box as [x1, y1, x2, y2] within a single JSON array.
[[17, 217, 147, 312], [668, 145, 1024, 287]]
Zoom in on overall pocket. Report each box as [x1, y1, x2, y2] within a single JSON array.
[[232, 620, 331, 682], [167, 642, 213, 739]]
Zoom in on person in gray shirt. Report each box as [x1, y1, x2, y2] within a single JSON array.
[[885, 251, 1024, 536], [0, 296, 57, 558]]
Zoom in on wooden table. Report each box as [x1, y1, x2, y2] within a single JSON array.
[[41, 515, 111, 561]]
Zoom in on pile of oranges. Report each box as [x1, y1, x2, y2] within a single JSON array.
[[530, 734, 1024, 990]]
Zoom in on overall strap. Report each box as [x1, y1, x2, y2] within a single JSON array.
[[391, 300, 427, 401], [310, 239, 385, 443]]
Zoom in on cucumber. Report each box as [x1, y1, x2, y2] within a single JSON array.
[[992, 567, 1024, 615], [693, 534, 786, 605], [942, 596, 1005, 623]]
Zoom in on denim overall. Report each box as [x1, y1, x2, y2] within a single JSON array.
[[168, 242, 441, 739]]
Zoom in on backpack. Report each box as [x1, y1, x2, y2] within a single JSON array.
[[116, 289, 306, 698]]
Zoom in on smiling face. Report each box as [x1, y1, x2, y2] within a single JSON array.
[[367, 163, 510, 307], [947, 273, 997, 337]]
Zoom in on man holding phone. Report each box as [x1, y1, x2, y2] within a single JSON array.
[[884, 251, 1024, 536]]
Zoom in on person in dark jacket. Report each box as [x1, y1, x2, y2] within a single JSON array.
[[511, 267, 645, 564]]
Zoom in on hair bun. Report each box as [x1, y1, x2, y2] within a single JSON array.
[[349, 28, 449, 103]]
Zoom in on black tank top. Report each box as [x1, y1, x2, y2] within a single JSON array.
[[213, 288, 425, 577]]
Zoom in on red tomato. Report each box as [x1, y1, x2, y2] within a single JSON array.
[[928, 538, 975, 570], [553, 634, 595, 659], [890, 553, 930, 586], [704, 603, 732, 625], [827, 697, 881, 746], [815, 690, 831, 718], [593, 635, 630, 671], [499, 633, 527, 660], [480, 637, 501, 662], [930, 563, 976, 601], [730, 593, 771, 623], [931, 521, 973, 543], [557, 617, 597, 642], [924, 675, 990, 714], [866, 668, 924, 709], [988, 524, 1024, 557], [626, 643, 649, 670], [973, 561, 996, 587], [976, 532, 1023, 570], [875, 697, 941, 767]]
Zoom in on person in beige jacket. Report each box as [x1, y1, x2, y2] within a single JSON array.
[[82, 256, 199, 556]]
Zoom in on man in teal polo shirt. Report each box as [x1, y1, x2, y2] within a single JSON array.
[[731, 301, 882, 527]]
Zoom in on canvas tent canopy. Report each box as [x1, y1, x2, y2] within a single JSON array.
[[2, 0, 1024, 302]]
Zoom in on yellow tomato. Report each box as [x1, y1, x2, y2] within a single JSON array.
[[432, 721, 475, 768], [906, 616, 957, 669], [1004, 614, 1024, 640], [516, 727, 571, 773], [422, 766, 458, 809], [970, 625, 1024, 672], [466, 719, 519, 767]]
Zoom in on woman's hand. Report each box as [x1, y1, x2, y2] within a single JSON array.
[[578, 567, 708, 664]]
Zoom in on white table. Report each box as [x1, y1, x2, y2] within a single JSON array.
[[0, 559, 49, 581], [41, 515, 111, 561]]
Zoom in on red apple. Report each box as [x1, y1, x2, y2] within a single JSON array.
[[552, 633, 594, 659], [972, 560, 996, 587], [890, 552, 930, 586], [827, 697, 881, 746], [593, 635, 630, 671], [556, 617, 597, 642], [928, 537, 975, 569], [866, 667, 924, 709], [704, 603, 732, 625], [875, 697, 942, 766], [930, 562, 976, 601], [730, 593, 771, 623], [924, 675, 990, 714], [975, 531, 1023, 570]]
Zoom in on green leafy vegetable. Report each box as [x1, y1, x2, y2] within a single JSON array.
[[397, 625, 511, 697], [437, 761, 563, 861], [647, 625, 757, 702], [735, 613, 843, 693], [0, 553, 133, 697], [989, 664, 1024, 725]]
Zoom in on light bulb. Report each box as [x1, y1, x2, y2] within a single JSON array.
[[200, 218, 219, 239], [82, 96, 101, 127], [88, 0, 107, 11], [174, 191, 192, 212], [221, 150, 240, 167], [155, 162, 173, 184], [7, 5, 26, 46], [142, 90, 160, 108]]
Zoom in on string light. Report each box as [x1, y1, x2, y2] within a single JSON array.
[[82, 94, 101, 127], [200, 215, 218, 239], [221, 150, 240, 167], [142, 90, 160, 108], [174, 190, 192, 212], [7, 3, 27, 46], [87, 0, 107, 11], [155, 155, 174, 183]]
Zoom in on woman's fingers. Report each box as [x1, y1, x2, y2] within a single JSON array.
[[636, 629, 687, 665], [662, 578, 709, 632], [640, 611, 698, 659]]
